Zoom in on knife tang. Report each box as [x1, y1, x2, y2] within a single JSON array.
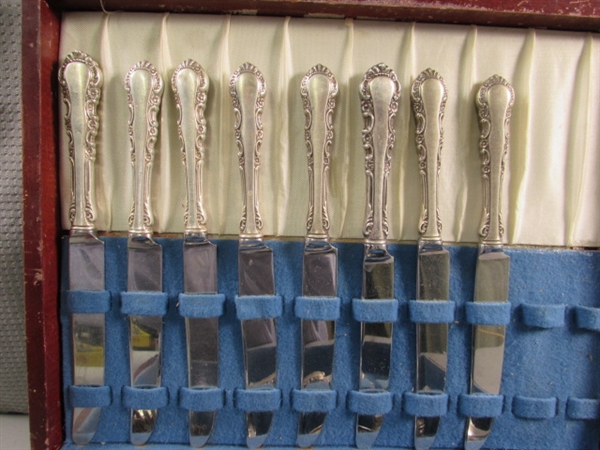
[[297, 64, 338, 448], [230, 63, 277, 449], [465, 75, 514, 450], [125, 61, 164, 446], [411, 69, 450, 450], [173, 59, 219, 448], [59, 51, 105, 446], [357, 63, 400, 449]]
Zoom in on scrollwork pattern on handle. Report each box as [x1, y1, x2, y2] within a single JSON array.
[[59, 51, 103, 230]]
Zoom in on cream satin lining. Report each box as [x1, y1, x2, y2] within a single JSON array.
[[58, 12, 600, 247]]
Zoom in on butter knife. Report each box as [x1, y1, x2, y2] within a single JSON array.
[[356, 63, 400, 449], [297, 64, 338, 448], [411, 69, 450, 450], [125, 61, 164, 446], [172, 60, 218, 448], [465, 75, 514, 450], [59, 51, 104, 446], [230, 63, 277, 449]]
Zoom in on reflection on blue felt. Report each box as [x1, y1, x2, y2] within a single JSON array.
[[59, 238, 600, 448]]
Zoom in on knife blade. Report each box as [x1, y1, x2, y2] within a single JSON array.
[[297, 64, 338, 448], [465, 75, 514, 450], [59, 51, 104, 446], [124, 61, 164, 446], [230, 62, 277, 449], [356, 63, 401, 449], [172, 59, 219, 448], [411, 68, 450, 450]]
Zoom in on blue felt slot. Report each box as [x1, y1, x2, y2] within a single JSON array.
[[403, 392, 449, 417], [178, 293, 225, 318], [347, 391, 394, 416], [575, 306, 600, 331], [69, 385, 112, 408], [234, 295, 283, 320], [120, 291, 169, 316], [291, 389, 337, 413], [178, 387, 224, 412], [520, 303, 566, 328], [512, 396, 557, 420], [465, 301, 512, 325], [294, 296, 341, 320], [235, 389, 282, 412], [408, 300, 455, 323], [121, 386, 169, 410], [566, 398, 600, 420], [458, 394, 504, 418], [352, 298, 399, 323], [66, 290, 111, 314]]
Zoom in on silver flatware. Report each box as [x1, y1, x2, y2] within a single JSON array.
[[356, 63, 401, 449], [411, 68, 450, 450], [465, 75, 514, 450], [125, 61, 164, 446], [297, 64, 338, 448], [230, 62, 277, 449], [172, 60, 218, 448], [59, 51, 105, 446]]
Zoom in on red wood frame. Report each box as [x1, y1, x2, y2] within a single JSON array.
[[21, 1, 599, 449]]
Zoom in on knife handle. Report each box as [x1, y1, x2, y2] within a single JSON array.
[[301, 64, 338, 240], [172, 60, 209, 237], [360, 63, 401, 245], [411, 68, 447, 243], [230, 63, 267, 240], [476, 75, 515, 247], [59, 51, 103, 232], [125, 61, 164, 238]]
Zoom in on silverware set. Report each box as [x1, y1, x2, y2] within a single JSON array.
[[60, 51, 514, 449]]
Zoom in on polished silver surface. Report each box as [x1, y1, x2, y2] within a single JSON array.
[[297, 64, 338, 448], [357, 63, 400, 449], [465, 75, 514, 450], [230, 62, 277, 449], [411, 68, 450, 450], [172, 59, 219, 448], [59, 51, 105, 446], [125, 61, 164, 447]]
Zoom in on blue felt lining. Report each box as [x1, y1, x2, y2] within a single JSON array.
[[67, 290, 111, 314], [347, 391, 394, 415], [120, 291, 169, 316], [235, 389, 282, 412], [458, 394, 504, 418], [291, 389, 337, 413], [234, 295, 282, 320], [178, 387, 224, 412], [512, 396, 557, 419], [575, 306, 600, 331], [121, 386, 169, 410], [403, 392, 449, 417], [69, 385, 112, 408], [520, 303, 566, 328], [352, 298, 399, 323], [566, 398, 600, 420], [408, 300, 455, 323], [294, 296, 341, 320], [465, 301, 512, 325], [178, 293, 225, 318]]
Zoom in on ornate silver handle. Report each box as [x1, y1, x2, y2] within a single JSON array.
[[59, 51, 103, 233], [125, 61, 164, 238], [476, 75, 515, 247], [230, 62, 267, 239], [411, 68, 447, 243], [360, 63, 401, 246], [301, 64, 338, 240], [172, 60, 209, 237]]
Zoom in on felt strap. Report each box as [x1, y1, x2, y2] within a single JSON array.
[[294, 296, 341, 321], [408, 300, 455, 323], [520, 303, 566, 328], [120, 292, 169, 317], [458, 394, 504, 418], [465, 302, 512, 325], [235, 295, 283, 320], [122, 386, 169, 410], [69, 385, 112, 408], [352, 299, 399, 323], [574, 306, 600, 331], [403, 392, 449, 417], [512, 396, 557, 419], [566, 398, 600, 420], [66, 290, 111, 314], [291, 389, 337, 413], [235, 389, 282, 412], [347, 391, 394, 415], [178, 293, 225, 319], [178, 387, 224, 412]]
